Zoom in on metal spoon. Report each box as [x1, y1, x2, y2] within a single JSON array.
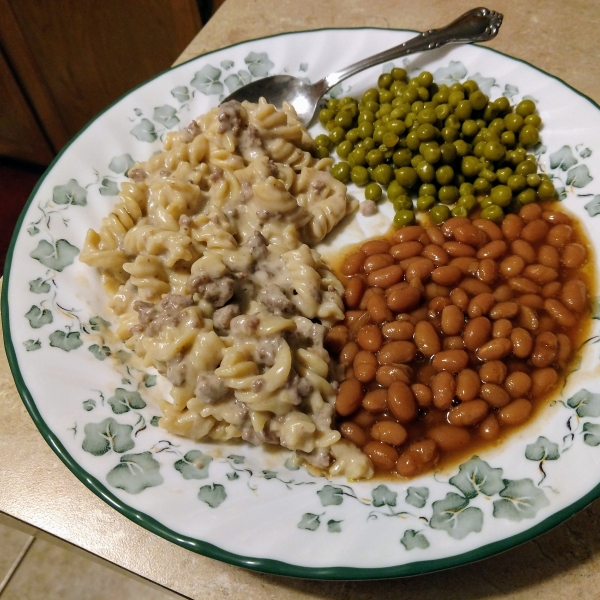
[[222, 7, 503, 125]]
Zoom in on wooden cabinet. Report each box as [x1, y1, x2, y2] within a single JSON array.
[[0, 0, 203, 165]]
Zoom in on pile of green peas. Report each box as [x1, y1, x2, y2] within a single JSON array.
[[315, 68, 557, 227]]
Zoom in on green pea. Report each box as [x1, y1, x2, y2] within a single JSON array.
[[378, 73, 394, 89], [365, 182, 383, 201], [421, 142, 441, 164], [515, 160, 537, 176], [387, 181, 408, 201], [391, 67, 407, 81], [438, 185, 459, 205], [458, 194, 477, 212], [480, 205, 504, 222], [395, 166, 418, 188], [516, 99, 536, 117], [358, 110, 375, 124], [364, 100, 380, 113], [339, 96, 355, 107], [434, 103, 450, 120], [518, 187, 538, 205], [380, 89, 394, 104], [362, 88, 379, 103], [463, 80, 479, 95], [454, 99, 473, 121], [393, 195, 413, 211], [433, 86, 450, 104], [390, 104, 411, 120], [393, 209, 416, 228], [390, 80, 406, 96], [344, 129, 359, 144], [315, 134, 331, 149], [474, 177, 492, 195], [335, 140, 352, 159], [419, 183, 436, 197], [417, 195, 436, 211], [483, 102, 499, 122], [403, 86, 419, 104], [495, 167, 512, 184], [461, 155, 482, 177], [480, 196, 495, 209], [435, 165, 454, 185], [411, 154, 425, 168], [483, 141, 505, 162], [361, 137, 376, 152], [417, 71, 434, 87], [315, 146, 329, 159], [349, 147, 368, 167], [365, 149, 383, 167], [459, 182, 475, 196], [441, 127, 459, 143], [416, 86, 429, 101], [504, 113, 524, 132], [493, 96, 510, 114], [350, 165, 369, 186], [500, 130, 516, 148], [537, 180, 557, 200], [507, 174, 527, 192], [473, 141, 486, 158], [490, 184, 513, 207], [469, 90, 488, 110], [526, 173, 541, 188], [448, 90, 464, 108], [451, 206, 468, 218], [382, 132, 399, 148], [519, 124, 540, 147], [373, 163, 393, 186], [480, 129, 499, 143], [357, 121, 374, 140], [319, 108, 335, 125], [377, 103, 393, 118], [331, 162, 351, 183], [488, 117, 506, 136], [416, 161, 435, 183], [406, 131, 421, 151], [388, 119, 406, 136], [453, 139, 471, 157], [393, 148, 413, 168], [416, 123, 436, 141], [445, 115, 461, 129], [415, 108, 435, 125], [524, 114, 542, 128], [327, 98, 340, 111], [329, 126, 346, 145], [429, 204, 451, 224], [480, 169, 497, 183]]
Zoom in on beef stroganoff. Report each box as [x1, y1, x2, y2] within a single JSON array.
[[80, 99, 374, 479]]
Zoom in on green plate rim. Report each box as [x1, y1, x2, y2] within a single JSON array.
[[3, 26, 600, 580]]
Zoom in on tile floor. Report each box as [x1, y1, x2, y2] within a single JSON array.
[[0, 516, 187, 599]]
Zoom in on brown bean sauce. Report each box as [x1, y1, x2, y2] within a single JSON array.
[[326, 202, 594, 478]]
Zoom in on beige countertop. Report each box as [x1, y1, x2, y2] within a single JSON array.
[[2, 1, 600, 598]]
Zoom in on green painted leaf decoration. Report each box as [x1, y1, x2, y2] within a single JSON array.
[[171, 86, 190, 102], [327, 520, 342, 533], [25, 305, 53, 329], [401, 529, 430, 550], [52, 179, 87, 206], [99, 178, 119, 196], [226, 472, 239, 480], [582, 422, 600, 446], [297, 513, 320, 531], [153, 105, 180, 128], [492, 479, 550, 521], [150, 416, 161, 427], [224, 70, 252, 94], [432, 60, 467, 85], [405, 486, 429, 508], [198, 483, 226, 508], [244, 51, 274, 77], [82, 417, 134, 455], [550, 145, 578, 171], [175, 450, 213, 480], [584, 195, 600, 218], [262, 470, 277, 480], [88, 344, 110, 360], [23, 339, 41, 351], [566, 164, 593, 188], [567, 389, 600, 417], [449, 456, 505, 499], [191, 65, 223, 96], [580, 147, 592, 158], [115, 349, 130, 363], [525, 436, 560, 461], [27, 224, 39, 236], [82, 399, 96, 411], [49, 330, 83, 351], [131, 118, 157, 142], [89, 316, 110, 331], [220, 60, 234, 70], [228, 454, 245, 464], [470, 73, 495, 95], [108, 153, 135, 174], [107, 451, 163, 494], [133, 108, 142, 116], [317, 485, 344, 506], [430, 492, 484, 539], [144, 374, 157, 388], [372, 484, 397, 507], [30, 239, 79, 271], [299, 62, 308, 72], [107, 388, 146, 414], [29, 278, 51, 294], [503, 84, 518, 98]]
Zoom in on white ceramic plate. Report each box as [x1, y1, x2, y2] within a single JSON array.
[[4, 28, 600, 579]]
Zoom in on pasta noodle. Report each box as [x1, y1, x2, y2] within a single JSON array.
[[81, 99, 373, 479]]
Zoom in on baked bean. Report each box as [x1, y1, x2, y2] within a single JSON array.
[[468, 293, 495, 318], [464, 316, 492, 351], [519, 203, 542, 222], [500, 255, 525, 278], [448, 400, 489, 426], [441, 217, 471, 238], [460, 278, 492, 296], [345, 310, 370, 330], [443, 241, 477, 257], [531, 331, 558, 368], [430, 265, 462, 287], [413, 321, 441, 356], [421, 244, 449, 266], [429, 296, 452, 313], [443, 335, 464, 350], [432, 349, 469, 372], [556, 333, 572, 367], [492, 318, 513, 339], [431, 371, 455, 410], [502, 214, 524, 240], [473, 218, 503, 241], [396, 440, 438, 477], [376, 365, 411, 387], [498, 399, 532, 426], [371, 421, 408, 446], [441, 304, 464, 336], [366, 293, 393, 323], [561, 279, 587, 313], [509, 327, 534, 358], [544, 298, 576, 327], [392, 225, 425, 244], [543, 210, 571, 224], [336, 378, 364, 416], [480, 383, 511, 408], [504, 371, 532, 398], [450, 256, 480, 274], [547, 224, 573, 248], [492, 284, 515, 302], [411, 383, 433, 407], [531, 367, 558, 397], [426, 226, 446, 246], [479, 360, 507, 385], [377, 341, 417, 365], [399, 256, 421, 271], [478, 413, 500, 440], [427, 424, 470, 452], [353, 351, 378, 382], [561, 243, 587, 268], [339, 341, 359, 366], [424, 283, 451, 299], [344, 276, 366, 308], [356, 324, 383, 352], [359, 287, 385, 310], [450, 287, 470, 310], [405, 258, 435, 282], [352, 409, 377, 428], [360, 239, 391, 256], [416, 364, 436, 385], [367, 265, 404, 288], [324, 325, 349, 354], [489, 301, 519, 320], [409, 306, 429, 325], [363, 441, 399, 471], [477, 258, 498, 284], [387, 382, 418, 423], [517, 294, 544, 309], [523, 264, 558, 285], [341, 251, 366, 275], [453, 224, 488, 247], [508, 277, 541, 295], [538, 315, 555, 334], [521, 219, 549, 244], [542, 281, 561, 299], [537, 245, 560, 269], [518, 305, 539, 332], [511, 239, 536, 264], [386, 286, 421, 313], [382, 321, 414, 340], [456, 369, 481, 402], [340, 421, 369, 447], [362, 388, 388, 413], [476, 338, 512, 361], [477, 240, 507, 260], [390, 241, 423, 260], [363, 252, 394, 273]]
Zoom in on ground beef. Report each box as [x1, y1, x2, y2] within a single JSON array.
[[258, 284, 294, 315], [217, 100, 244, 134], [194, 374, 229, 402], [183, 120, 202, 142], [212, 304, 240, 332], [229, 314, 259, 337], [129, 168, 147, 182], [246, 231, 268, 260]]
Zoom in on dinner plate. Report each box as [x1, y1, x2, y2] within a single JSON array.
[[4, 28, 600, 579]]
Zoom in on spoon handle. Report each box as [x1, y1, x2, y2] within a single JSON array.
[[322, 7, 503, 91]]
